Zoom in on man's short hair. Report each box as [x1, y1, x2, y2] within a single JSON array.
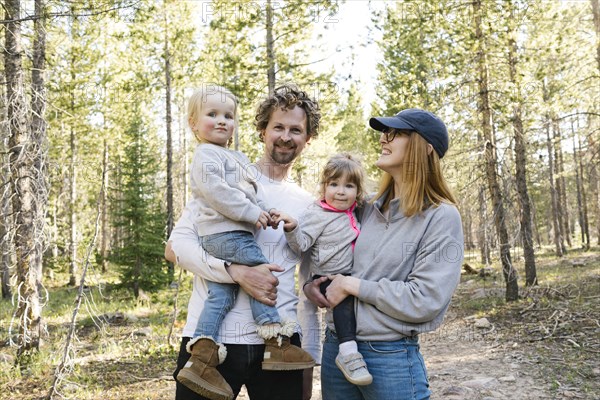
[[255, 84, 321, 138]]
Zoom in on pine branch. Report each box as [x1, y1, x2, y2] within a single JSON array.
[[557, 112, 600, 121], [0, 1, 142, 24]]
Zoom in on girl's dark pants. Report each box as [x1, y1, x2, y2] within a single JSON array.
[[315, 274, 356, 344]]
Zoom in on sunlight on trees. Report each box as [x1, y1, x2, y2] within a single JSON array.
[[0, 0, 598, 381]]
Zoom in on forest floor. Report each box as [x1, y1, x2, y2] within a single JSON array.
[[0, 247, 598, 400]]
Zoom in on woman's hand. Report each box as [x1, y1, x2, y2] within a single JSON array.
[[303, 276, 331, 308], [227, 263, 284, 306], [326, 275, 360, 308]]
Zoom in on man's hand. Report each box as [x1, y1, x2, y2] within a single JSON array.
[[164, 240, 176, 263], [227, 263, 283, 306], [303, 367, 314, 400], [303, 276, 331, 308]]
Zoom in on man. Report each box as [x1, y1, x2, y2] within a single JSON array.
[[166, 84, 322, 400]]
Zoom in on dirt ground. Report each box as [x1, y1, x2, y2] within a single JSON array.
[[231, 333, 555, 400], [235, 315, 559, 400], [95, 313, 560, 400], [2, 252, 598, 400]]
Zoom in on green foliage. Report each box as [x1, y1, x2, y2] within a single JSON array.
[[373, 1, 454, 114], [111, 111, 168, 296], [333, 84, 381, 181], [192, 0, 341, 191], [371, 0, 599, 258]]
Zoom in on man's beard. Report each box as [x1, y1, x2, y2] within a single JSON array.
[[270, 141, 298, 165]]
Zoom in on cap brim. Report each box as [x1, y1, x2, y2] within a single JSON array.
[[369, 116, 415, 132]]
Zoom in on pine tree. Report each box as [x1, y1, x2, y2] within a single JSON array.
[[504, 0, 537, 285], [4, 0, 48, 360], [472, 0, 518, 301], [46, 1, 106, 285], [0, 15, 12, 299], [112, 110, 168, 298], [334, 83, 380, 180]]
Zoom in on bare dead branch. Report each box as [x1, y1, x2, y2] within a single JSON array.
[[46, 175, 105, 400]]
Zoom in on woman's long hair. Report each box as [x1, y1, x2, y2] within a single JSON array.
[[372, 131, 456, 216]]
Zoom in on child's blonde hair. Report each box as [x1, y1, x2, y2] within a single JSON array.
[[187, 84, 239, 143], [319, 153, 366, 203]]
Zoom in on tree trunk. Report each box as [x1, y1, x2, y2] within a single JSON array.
[[463, 201, 474, 250], [0, 170, 12, 299], [572, 125, 585, 246], [1, 104, 12, 300], [578, 134, 591, 249], [5, 0, 45, 359], [551, 121, 568, 253], [67, 8, 78, 286], [0, 247, 10, 299], [51, 195, 58, 260], [553, 120, 571, 248], [477, 185, 491, 265], [572, 121, 590, 249], [531, 200, 542, 248], [544, 114, 563, 257], [180, 95, 189, 208], [595, 165, 600, 245], [545, 202, 553, 244], [591, 0, 600, 246], [473, 0, 518, 301], [164, 11, 174, 279], [506, 4, 536, 285], [100, 140, 109, 272], [133, 255, 141, 299], [266, 0, 275, 95], [31, 0, 48, 280], [591, 0, 600, 72], [68, 125, 78, 286], [115, 155, 122, 256]]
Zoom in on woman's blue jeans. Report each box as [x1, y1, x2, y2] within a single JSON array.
[[321, 329, 431, 400]]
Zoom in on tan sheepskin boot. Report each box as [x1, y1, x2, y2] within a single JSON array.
[[176, 337, 234, 400], [258, 321, 316, 371]]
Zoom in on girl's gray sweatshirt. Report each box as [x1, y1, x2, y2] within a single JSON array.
[[353, 194, 464, 341], [190, 143, 267, 236], [285, 201, 360, 276]]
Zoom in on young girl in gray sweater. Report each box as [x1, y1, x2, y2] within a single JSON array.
[[272, 153, 373, 386]]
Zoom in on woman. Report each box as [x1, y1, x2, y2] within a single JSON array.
[[305, 108, 464, 400]]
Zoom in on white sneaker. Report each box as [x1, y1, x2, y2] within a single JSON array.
[[335, 352, 373, 386]]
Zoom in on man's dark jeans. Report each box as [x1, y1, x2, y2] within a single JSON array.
[[174, 334, 303, 400]]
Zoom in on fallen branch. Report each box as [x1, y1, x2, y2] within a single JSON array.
[[519, 300, 538, 315], [527, 316, 560, 342]]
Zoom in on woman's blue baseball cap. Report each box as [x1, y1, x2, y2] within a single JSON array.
[[369, 108, 449, 158]]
